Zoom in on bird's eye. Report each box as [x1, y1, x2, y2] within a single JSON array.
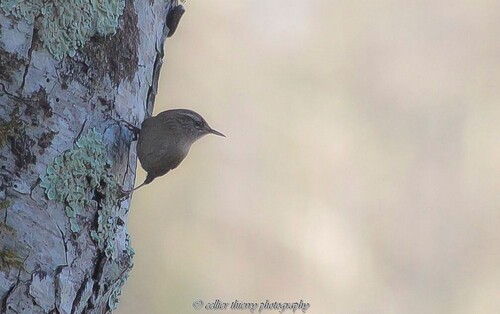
[[194, 121, 203, 129]]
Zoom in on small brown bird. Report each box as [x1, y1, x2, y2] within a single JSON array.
[[130, 109, 224, 192]]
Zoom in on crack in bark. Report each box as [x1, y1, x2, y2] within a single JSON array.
[[74, 118, 88, 144], [1, 283, 15, 314], [56, 225, 69, 266], [0, 168, 12, 224], [0, 83, 23, 101], [123, 144, 132, 187], [29, 177, 41, 203], [145, 2, 171, 116], [108, 115, 140, 188], [0, 266, 22, 314], [20, 18, 40, 93], [26, 272, 43, 311], [145, 45, 163, 117], [54, 265, 67, 312], [70, 276, 88, 314], [84, 252, 106, 311]]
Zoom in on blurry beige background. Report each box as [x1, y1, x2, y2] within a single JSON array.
[[118, 1, 500, 313]]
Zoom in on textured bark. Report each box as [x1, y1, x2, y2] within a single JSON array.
[[0, 0, 176, 312]]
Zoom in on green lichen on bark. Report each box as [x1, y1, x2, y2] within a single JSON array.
[[40, 129, 122, 258], [0, 0, 126, 60], [108, 276, 127, 310], [107, 233, 134, 309]]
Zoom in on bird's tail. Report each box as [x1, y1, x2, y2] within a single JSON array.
[[127, 181, 146, 193], [122, 173, 155, 194]]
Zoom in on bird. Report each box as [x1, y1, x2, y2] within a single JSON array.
[[128, 109, 224, 192]]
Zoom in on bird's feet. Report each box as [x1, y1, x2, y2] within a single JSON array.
[[118, 119, 141, 141], [116, 186, 133, 202]]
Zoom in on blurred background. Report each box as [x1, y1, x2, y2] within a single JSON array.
[[118, 1, 500, 313]]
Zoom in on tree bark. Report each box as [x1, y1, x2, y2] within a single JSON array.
[[0, 0, 176, 312]]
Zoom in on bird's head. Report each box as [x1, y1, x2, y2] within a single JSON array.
[[159, 109, 225, 144]]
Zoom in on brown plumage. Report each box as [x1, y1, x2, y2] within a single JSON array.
[[129, 109, 224, 192]]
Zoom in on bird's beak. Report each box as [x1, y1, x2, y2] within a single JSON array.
[[209, 128, 226, 137]]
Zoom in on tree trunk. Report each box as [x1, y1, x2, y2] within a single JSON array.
[[0, 0, 176, 312]]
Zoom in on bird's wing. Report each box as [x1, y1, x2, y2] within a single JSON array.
[[139, 142, 185, 171], [145, 149, 185, 181]]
